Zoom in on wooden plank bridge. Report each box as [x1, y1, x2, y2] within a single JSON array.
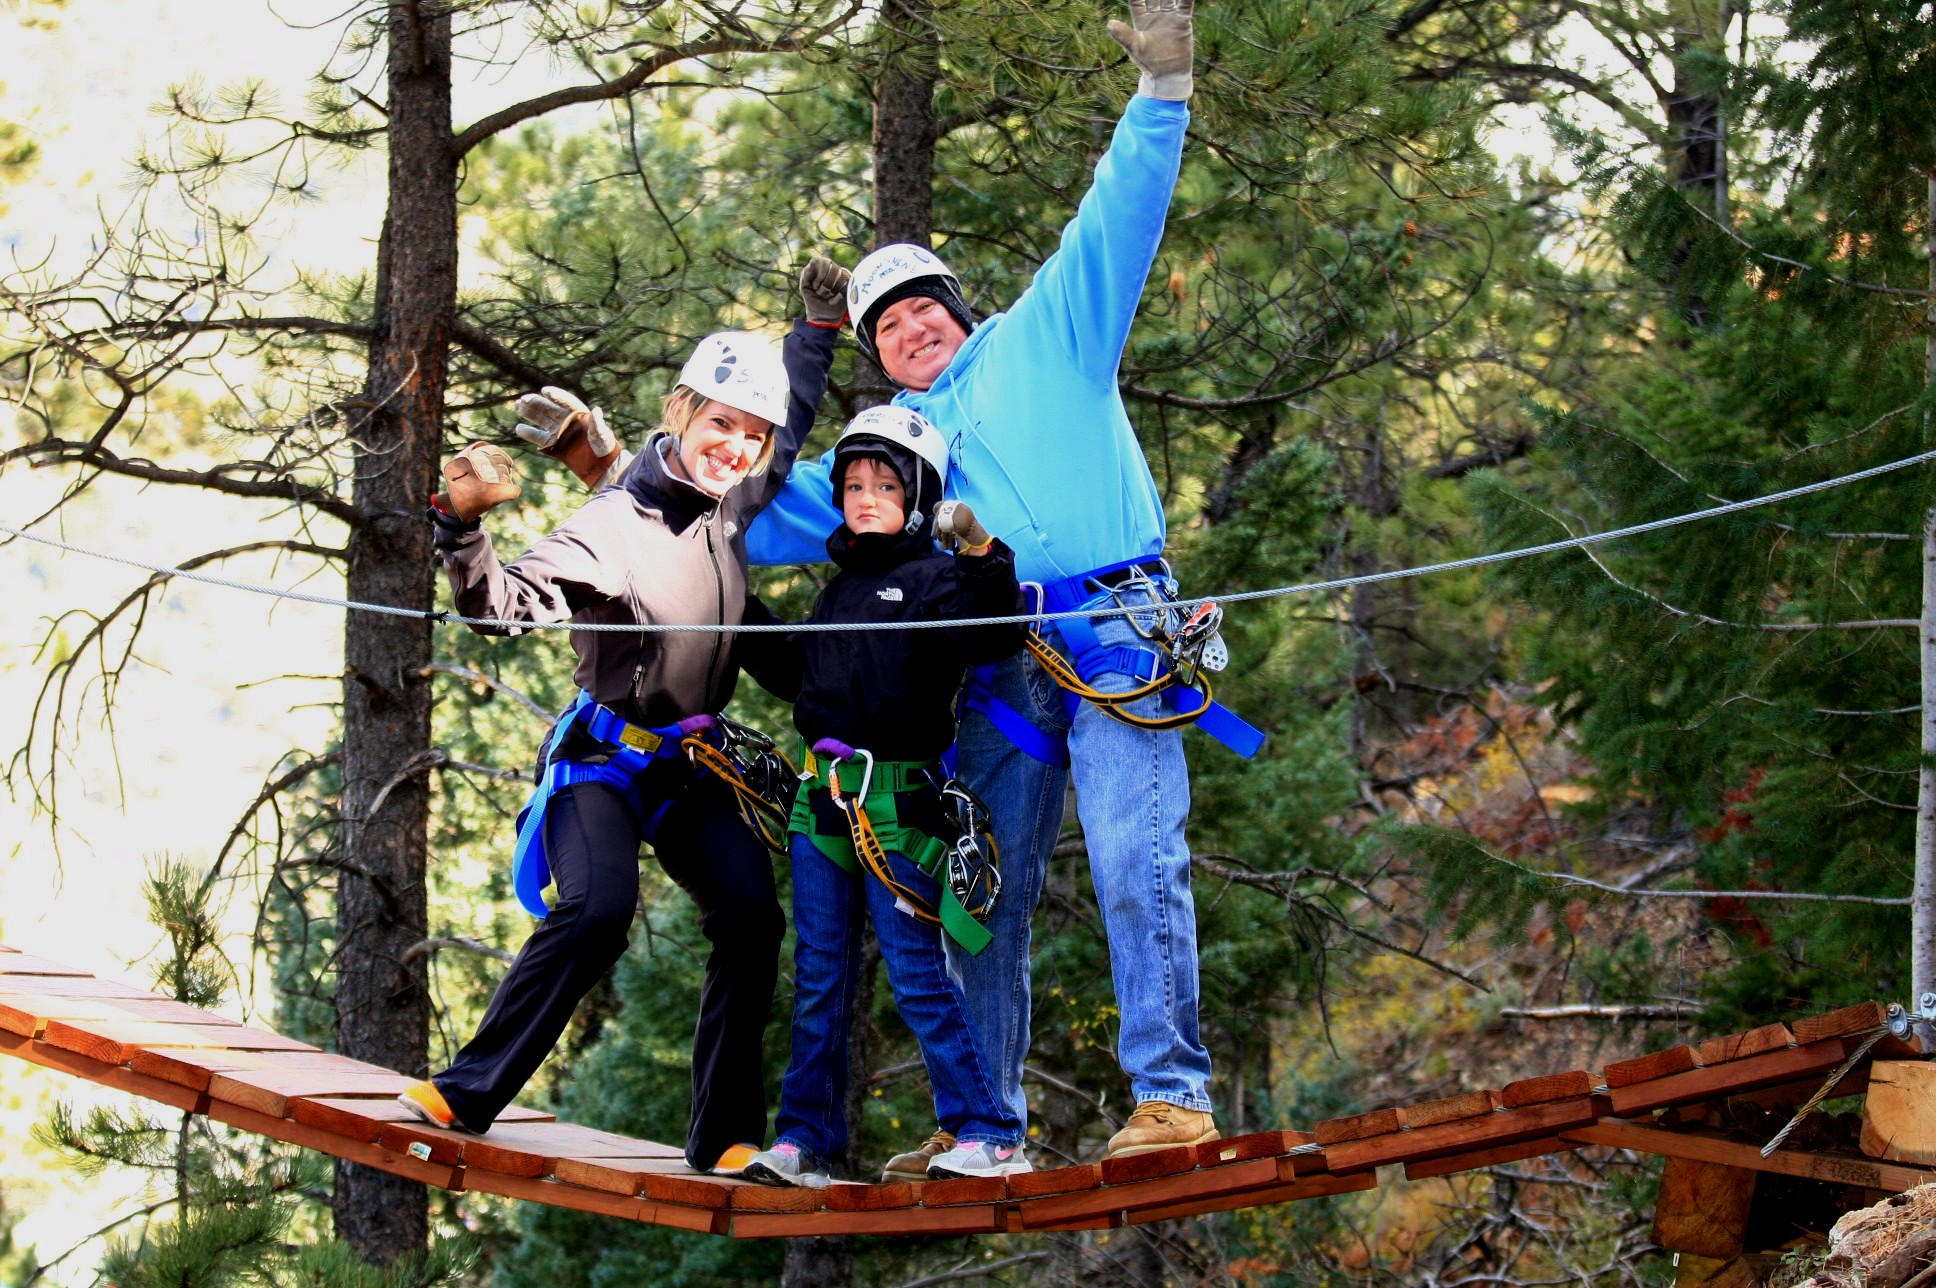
[[1, 943, 1929, 1239]]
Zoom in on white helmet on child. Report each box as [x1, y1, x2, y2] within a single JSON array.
[[676, 332, 790, 426], [833, 406, 950, 533]]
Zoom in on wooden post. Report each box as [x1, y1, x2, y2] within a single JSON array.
[[1653, 1156, 1759, 1264], [1859, 1061, 1936, 1165]]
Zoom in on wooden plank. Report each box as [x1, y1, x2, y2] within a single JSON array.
[[729, 1182, 823, 1212], [917, 1175, 1008, 1207], [1325, 1098, 1602, 1174], [0, 977, 152, 1000], [209, 1069, 415, 1119], [1606, 1039, 1851, 1117], [39, 1019, 316, 1066], [824, 1180, 917, 1211], [1404, 1135, 1568, 1180], [1652, 1156, 1757, 1259], [1561, 1118, 1936, 1193], [1791, 1001, 1887, 1044], [1604, 1047, 1699, 1088], [731, 1203, 1001, 1239], [459, 1168, 723, 1233], [1016, 1158, 1281, 1229], [1313, 1107, 1402, 1145], [1501, 1071, 1593, 1108], [130, 1048, 396, 1093], [1860, 1061, 1936, 1165], [0, 995, 241, 1036], [1006, 1164, 1102, 1199], [0, 1029, 209, 1114], [204, 1096, 463, 1191], [1197, 1130, 1314, 1168], [0, 954, 93, 976], [292, 1098, 399, 1143], [549, 1156, 689, 1196], [1698, 1025, 1792, 1066], [1124, 1171, 1378, 1225], [1099, 1145, 1199, 1184], [458, 1125, 630, 1180], [639, 1171, 736, 1210], [1015, 1212, 1122, 1233], [1400, 1091, 1496, 1130]]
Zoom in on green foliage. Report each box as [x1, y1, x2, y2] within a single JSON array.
[[1474, 0, 1936, 1022]]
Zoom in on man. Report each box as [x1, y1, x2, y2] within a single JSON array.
[[749, 0, 1260, 1166]]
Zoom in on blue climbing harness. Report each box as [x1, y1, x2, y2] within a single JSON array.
[[960, 561, 1266, 765], [509, 692, 710, 919]]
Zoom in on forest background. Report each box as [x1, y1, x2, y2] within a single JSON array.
[[1, 1, 1931, 1286]]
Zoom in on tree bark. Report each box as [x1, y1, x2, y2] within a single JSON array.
[[1663, 0, 1730, 326], [850, 0, 939, 413], [332, 0, 455, 1261]]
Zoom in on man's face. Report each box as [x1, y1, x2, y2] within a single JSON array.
[[841, 457, 908, 535], [874, 295, 968, 391]]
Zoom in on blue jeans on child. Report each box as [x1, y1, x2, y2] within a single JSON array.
[[947, 582, 1215, 1125], [773, 833, 1022, 1164]]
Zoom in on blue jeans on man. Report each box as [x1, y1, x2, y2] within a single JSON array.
[[772, 834, 1022, 1163], [947, 583, 1215, 1127]]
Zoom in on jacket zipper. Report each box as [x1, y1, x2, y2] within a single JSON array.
[[704, 510, 725, 705]]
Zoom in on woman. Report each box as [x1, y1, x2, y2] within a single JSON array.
[[397, 264, 844, 1172]]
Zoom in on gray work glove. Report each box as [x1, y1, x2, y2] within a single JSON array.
[[933, 500, 993, 554], [800, 254, 851, 327], [515, 386, 629, 490], [1108, 0, 1195, 102], [439, 442, 522, 522]]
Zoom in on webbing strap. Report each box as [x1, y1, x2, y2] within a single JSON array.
[[510, 694, 696, 919], [1036, 577, 1266, 760], [960, 666, 1069, 768]]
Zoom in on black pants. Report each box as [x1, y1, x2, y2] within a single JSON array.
[[434, 764, 784, 1167]]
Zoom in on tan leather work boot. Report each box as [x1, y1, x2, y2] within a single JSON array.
[[880, 1129, 956, 1183], [1103, 1101, 1218, 1159]]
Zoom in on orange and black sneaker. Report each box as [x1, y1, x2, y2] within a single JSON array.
[[695, 1143, 761, 1175], [396, 1080, 478, 1134]]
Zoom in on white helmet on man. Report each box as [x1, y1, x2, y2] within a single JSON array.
[[675, 331, 790, 426], [833, 405, 950, 533], [846, 244, 977, 367]]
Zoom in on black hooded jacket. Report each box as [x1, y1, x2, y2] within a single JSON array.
[[746, 525, 1025, 763]]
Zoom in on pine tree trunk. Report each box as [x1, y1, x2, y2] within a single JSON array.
[[332, 0, 455, 1261], [851, 0, 937, 413], [1663, 0, 1729, 326], [1914, 172, 1936, 1032]]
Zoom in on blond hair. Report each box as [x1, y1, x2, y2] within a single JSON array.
[[660, 385, 778, 477]]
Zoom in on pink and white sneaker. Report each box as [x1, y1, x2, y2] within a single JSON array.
[[926, 1140, 1032, 1179]]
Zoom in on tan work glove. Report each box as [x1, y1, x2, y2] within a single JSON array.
[[439, 443, 522, 522], [515, 386, 629, 491], [934, 500, 993, 555], [1108, 0, 1195, 102], [800, 254, 851, 327]]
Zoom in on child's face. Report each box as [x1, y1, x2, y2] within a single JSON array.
[[842, 457, 908, 535]]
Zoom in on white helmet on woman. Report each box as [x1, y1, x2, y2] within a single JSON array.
[[833, 405, 950, 533], [846, 244, 977, 367], [676, 331, 790, 426]]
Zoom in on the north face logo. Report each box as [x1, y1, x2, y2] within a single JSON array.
[[876, 587, 904, 603]]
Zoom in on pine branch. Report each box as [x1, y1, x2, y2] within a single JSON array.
[[449, 4, 865, 158], [3, 439, 358, 524]]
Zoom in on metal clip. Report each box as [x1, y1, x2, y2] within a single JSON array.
[[1886, 992, 1936, 1038]]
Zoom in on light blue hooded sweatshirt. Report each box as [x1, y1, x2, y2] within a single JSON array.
[[746, 95, 1187, 585]]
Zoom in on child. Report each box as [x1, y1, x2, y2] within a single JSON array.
[[743, 406, 1030, 1186]]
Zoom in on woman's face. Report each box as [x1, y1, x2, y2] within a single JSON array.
[[841, 456, 908, 535], [673, 399, 772, 498]]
